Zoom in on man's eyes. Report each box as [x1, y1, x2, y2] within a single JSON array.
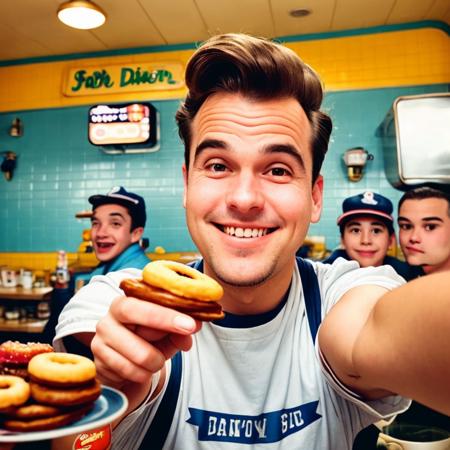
[[269, 167, 291, 177], [209, 163, 227, 172], [425, 224, 438, 231]]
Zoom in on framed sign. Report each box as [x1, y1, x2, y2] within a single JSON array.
[[88, 102, 159, 153]]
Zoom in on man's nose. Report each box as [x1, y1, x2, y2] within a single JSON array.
[[408, 228, 421, 243], [225, 171, 264, 213]]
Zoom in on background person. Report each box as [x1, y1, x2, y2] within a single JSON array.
[[46, 186, 150, 350], [398, 186, 450, 274], [323, 191, 423, 281], [53, 34, 450, 450], [394, 185, 450, 436]]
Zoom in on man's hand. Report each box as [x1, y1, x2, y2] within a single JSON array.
[[91, 295, 201, 412]]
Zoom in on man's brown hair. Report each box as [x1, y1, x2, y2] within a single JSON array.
[[175, 33, 332, 182], [398, 186, 450, 216]]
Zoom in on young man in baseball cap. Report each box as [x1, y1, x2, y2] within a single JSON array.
[[88, 186, 150, 276], [324, 191, 422, 281], [49, 186, 150, 352]]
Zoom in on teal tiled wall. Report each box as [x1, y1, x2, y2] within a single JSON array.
[[1, 83, 447, 253]]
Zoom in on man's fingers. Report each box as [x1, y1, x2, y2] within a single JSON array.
[[92, 331, 164, 383], [110, 296, 198, 334]]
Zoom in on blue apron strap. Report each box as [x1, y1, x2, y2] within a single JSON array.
[[296, 257, 322, 342], [138, 351, 182, 450]]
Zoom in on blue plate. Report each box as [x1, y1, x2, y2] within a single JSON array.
[[0, 386, 128, 442]]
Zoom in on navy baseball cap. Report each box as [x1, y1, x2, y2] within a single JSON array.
[[89, 186, 146, 228], [337, 191, 394, 230]]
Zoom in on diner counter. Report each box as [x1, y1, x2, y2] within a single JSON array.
[[0, 286, 53, 336], [0, 286, 53, 300]]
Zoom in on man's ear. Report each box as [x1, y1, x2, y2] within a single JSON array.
[[182, 164, 188, 209], [131, 226, 144, 244], [311, 175, 324, 224]]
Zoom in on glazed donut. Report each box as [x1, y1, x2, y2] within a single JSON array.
[[0, 375, 30, 409], [143, 260, 223, 301], [3, 403, 93, 432], [120, 278, 224, 321], [30, 379, 101, 407], [28, 353, 96, 386]]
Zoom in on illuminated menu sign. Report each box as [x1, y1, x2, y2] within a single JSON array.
[[88, 103, 158, 147]]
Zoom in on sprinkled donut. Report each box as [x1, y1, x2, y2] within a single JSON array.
[[28, 353, 96, 386], [0, 341, 53, 366], [143, 260, 223, 301], [0, 375, 30, 409]]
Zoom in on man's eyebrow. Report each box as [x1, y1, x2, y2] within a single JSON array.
[[194, 140, 306, 172], [264, 144, 306, 172], [194, 139, 228, 161], [398, 216, 443, 222]]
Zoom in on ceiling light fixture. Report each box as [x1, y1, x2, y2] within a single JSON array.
[[289, 9, 311, 18], [57, 0, 106, 30]]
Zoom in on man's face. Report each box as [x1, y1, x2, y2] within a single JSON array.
[[182, 93, 323, 289], [341, 217, 393, 268], [90, 204, 143, 262], [398, 198, 450, 274]]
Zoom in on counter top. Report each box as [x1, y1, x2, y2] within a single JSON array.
[[0, 286, 53, 300]]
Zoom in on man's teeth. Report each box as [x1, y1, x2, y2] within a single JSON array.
[[224, 227, 267, 238]]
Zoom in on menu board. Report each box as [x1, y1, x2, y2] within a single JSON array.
[[88, 102, 158, 148]]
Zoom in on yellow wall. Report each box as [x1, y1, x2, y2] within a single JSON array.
[[0, 27, 448, 113], [285, 27, 449, 90]]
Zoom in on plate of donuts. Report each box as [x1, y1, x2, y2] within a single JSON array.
[[0, 385, 128, 442]]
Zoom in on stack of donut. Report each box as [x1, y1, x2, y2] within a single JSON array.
[[0, 348, 101, 432], [0, 341, 53, 379], [120, 260, 224, 321]]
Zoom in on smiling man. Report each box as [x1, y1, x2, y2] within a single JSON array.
[[324, 191, 423, 281], [53, 34, 450, 450], [398, 186, 450, 274]]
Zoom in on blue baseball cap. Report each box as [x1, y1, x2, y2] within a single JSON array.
[[89, 186, 146, 228], [337, 191, 394, 230]]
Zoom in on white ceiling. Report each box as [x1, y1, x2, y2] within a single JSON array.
[[0, 0, 449, 63]]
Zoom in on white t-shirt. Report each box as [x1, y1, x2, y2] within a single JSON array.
[[54, 258, 410, 450]]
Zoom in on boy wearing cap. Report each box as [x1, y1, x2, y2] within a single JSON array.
[[323, 191, 422, 281], [48, 186, 150, 352], [88, 186, 150, 277]]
